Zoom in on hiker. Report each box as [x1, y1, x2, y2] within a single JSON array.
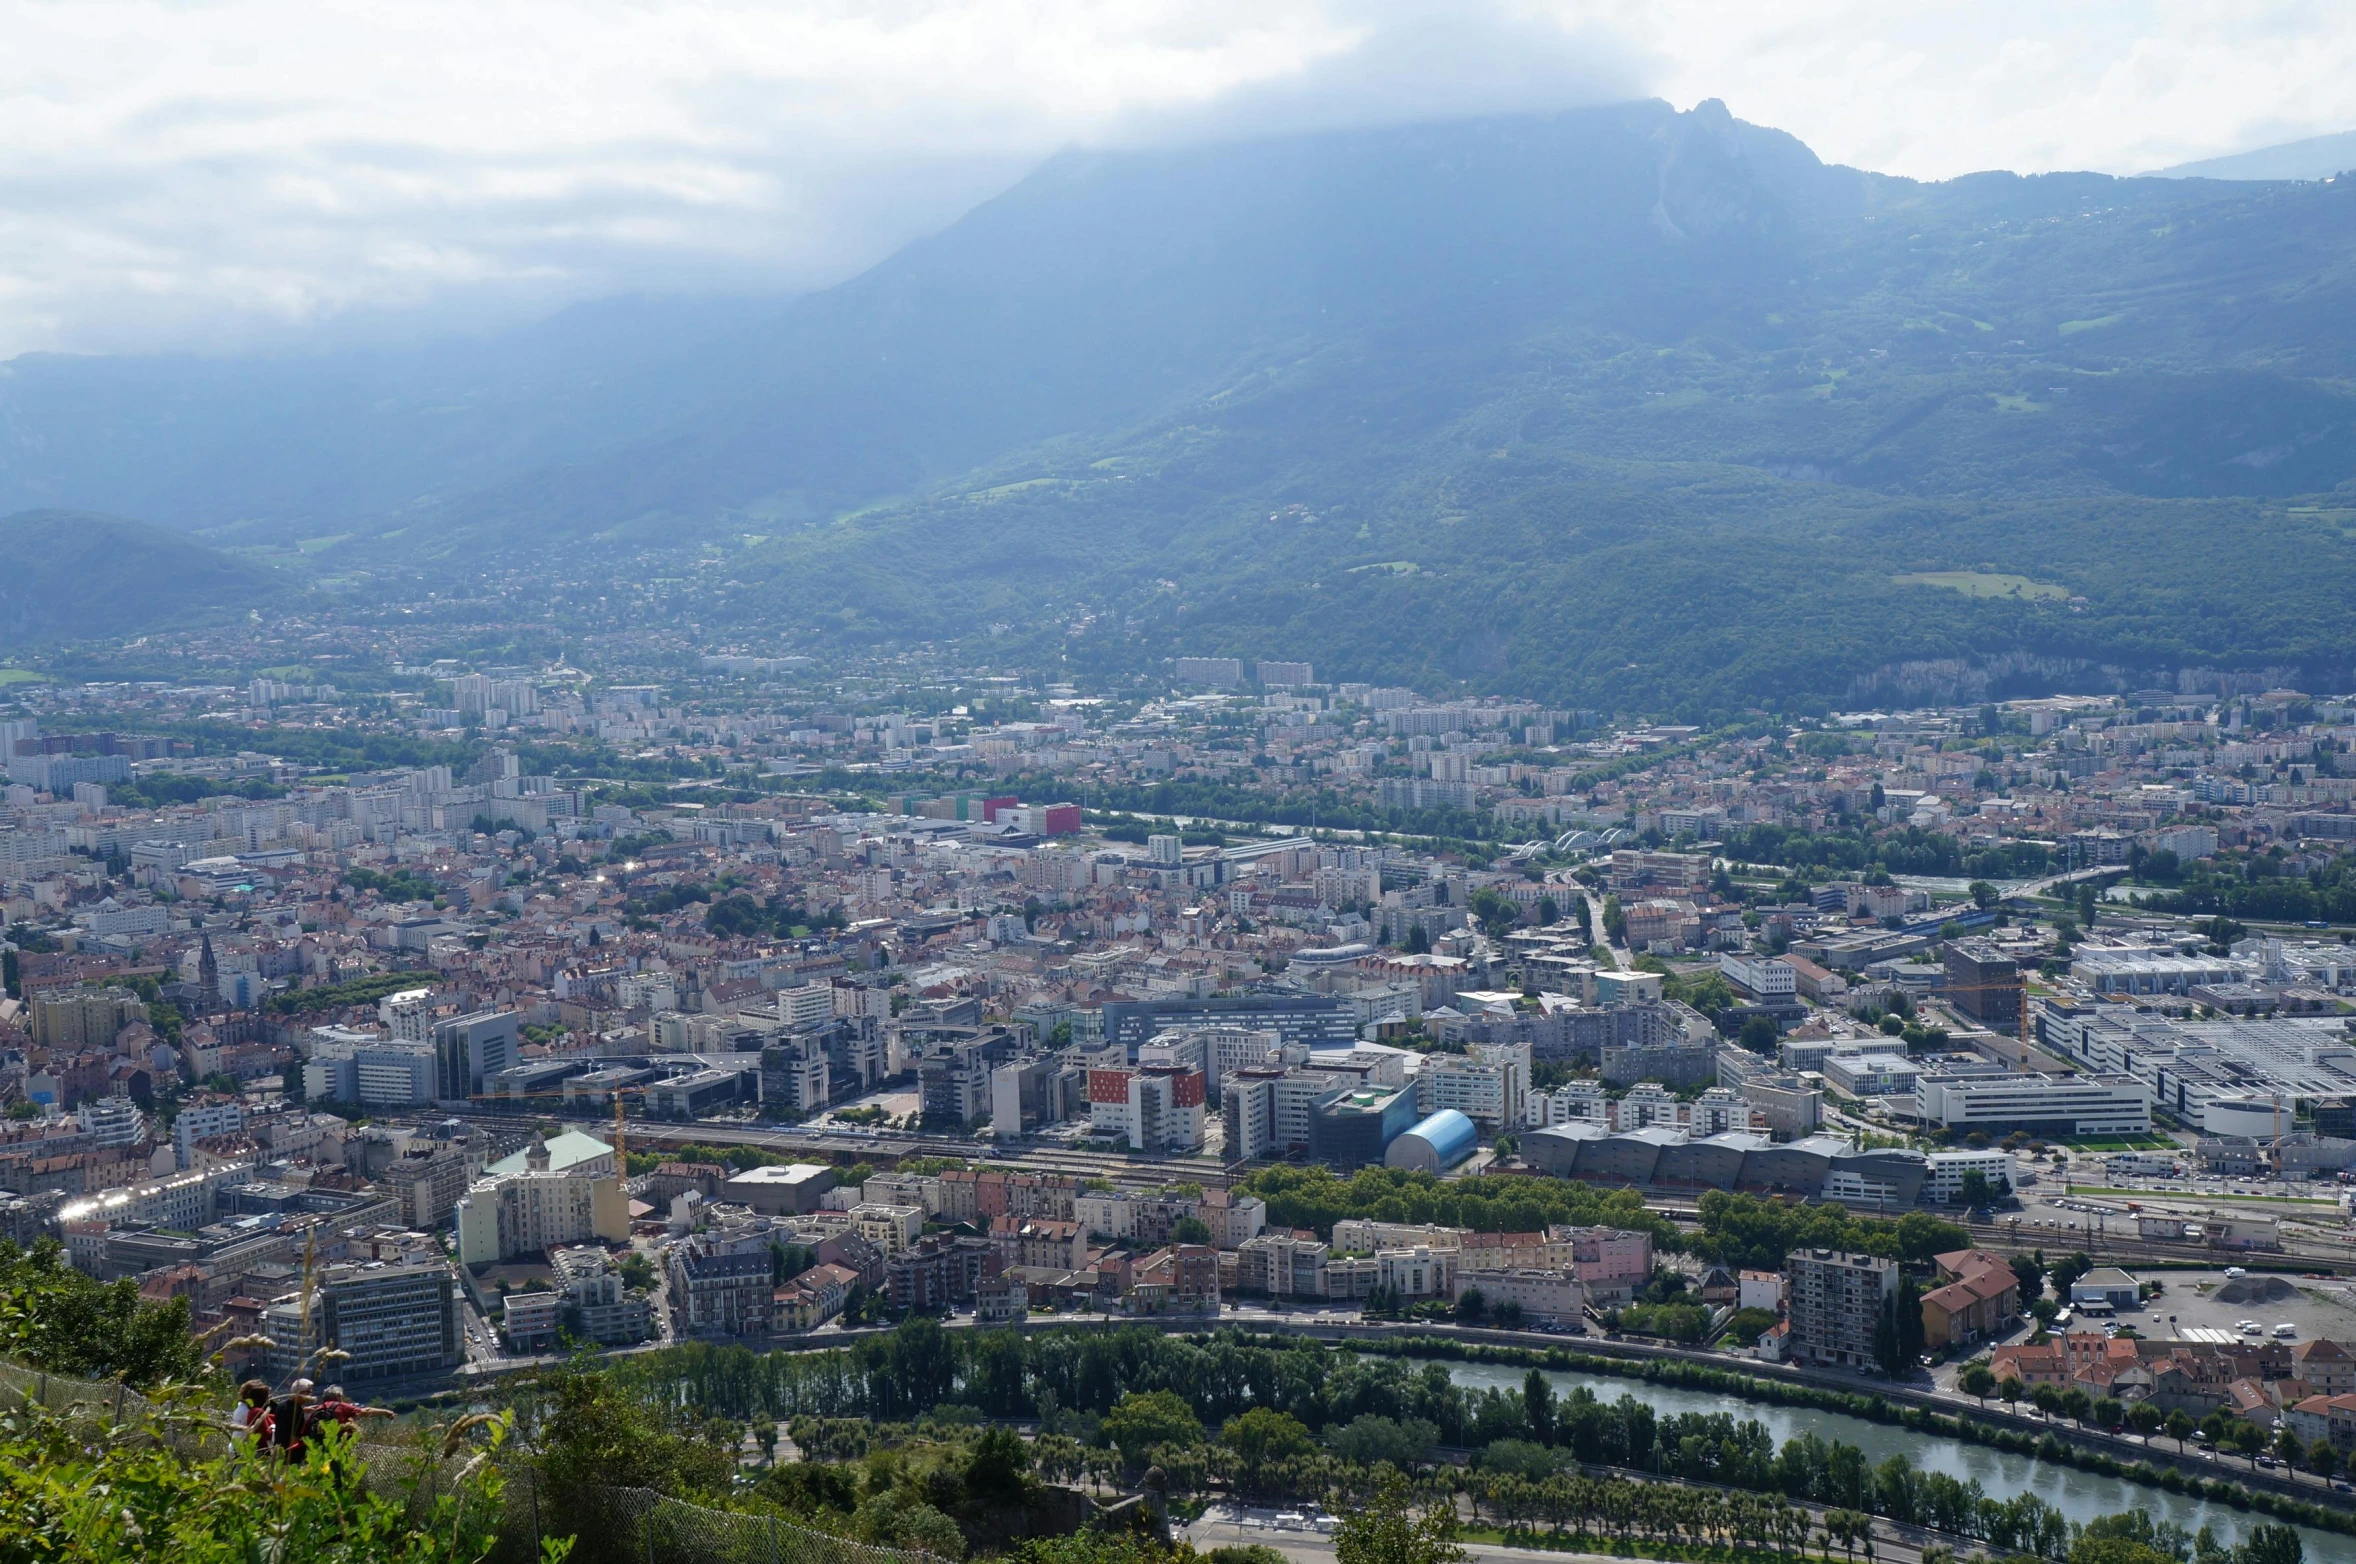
[[311, 1385, 395, 1432], [269, 1377, 317, 1464], [308, 1383, 390, 1488], [230, 1380, 274, 1448]]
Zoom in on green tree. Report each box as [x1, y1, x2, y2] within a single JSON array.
[[1328, 1414, 1439, 1469], [2224, 1418, 2267, 1465], [0, 1238, 206, 1385], [1221, 1407, 1316, 1467], [532, 1362, 734, 1506], [1104, 1389, 1205, 1467], [1522, 1367, 1555, 1444], [964, 1424, 1034, 1506], [2048, 1250, 2094, 1297], [1335, 1477, 1466, 1564], [2068, 1539, 2175, 1564], [1957, 1363, 1996, 1404], [2238, 1524, 2303, 1564]]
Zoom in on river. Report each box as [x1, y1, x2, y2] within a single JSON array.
[[1447, 1361, 2340, 1555]]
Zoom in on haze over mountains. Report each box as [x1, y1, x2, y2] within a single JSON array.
[[5, 99, 2356, 716], [2156, 129, 2356, 183]]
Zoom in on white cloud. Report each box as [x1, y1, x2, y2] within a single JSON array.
[[0, 1, 2351, 356], [1600, 2, 2356, 182]]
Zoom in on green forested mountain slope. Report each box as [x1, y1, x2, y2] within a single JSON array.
[[6, 99, 2356, 712], [672, 103, 2356, 714], [0, 510, 275, 649]]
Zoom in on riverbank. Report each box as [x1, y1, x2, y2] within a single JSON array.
[[1201, 1325, 2356, 1539], [435, 1311, 2356, 1537]]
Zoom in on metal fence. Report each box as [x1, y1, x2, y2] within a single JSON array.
[[0, 1359, 154, 1425]]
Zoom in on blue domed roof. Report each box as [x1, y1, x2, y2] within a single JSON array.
[[1399, 1108, 1477, 1168]]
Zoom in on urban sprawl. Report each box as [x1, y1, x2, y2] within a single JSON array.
[[11, 649, 2356, 1487]]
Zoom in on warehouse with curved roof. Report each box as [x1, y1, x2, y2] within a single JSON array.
[[1385, 1109, 1478, 1173], [1521, 1123, 1930, 1205]]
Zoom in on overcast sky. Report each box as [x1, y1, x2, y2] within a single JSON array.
[[2, 0, 2352, 357]]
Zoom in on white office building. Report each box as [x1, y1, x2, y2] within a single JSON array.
[[1917, 1072, 2151, 1137], [1924, 1149, 2016, 1205], [1720, 952, 1798, 1000], [1415, 1036, 1529, 1132]]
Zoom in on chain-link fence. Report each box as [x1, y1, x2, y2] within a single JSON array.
[[0, 1358, 154, 1425], [0, 1359, 953, 1564]]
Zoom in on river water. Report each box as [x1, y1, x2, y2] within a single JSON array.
[[1447, 1361, 2341, 1555]]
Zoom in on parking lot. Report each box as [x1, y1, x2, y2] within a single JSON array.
[[2122, 1267, 2356, 1345], [808, 1086, 920, 1130]]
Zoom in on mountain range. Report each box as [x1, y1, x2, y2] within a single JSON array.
[[2155, 129, 2356, 183], [5, 100, 2356, 717]]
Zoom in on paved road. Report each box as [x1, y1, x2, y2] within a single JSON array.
[[1184, 1500, 1939, 1564], [2007, 864, 2125, 900], [1583, 893, 1630, 971]]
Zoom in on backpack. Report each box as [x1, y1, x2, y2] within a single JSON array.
[[270, 1395, 309, 1453]]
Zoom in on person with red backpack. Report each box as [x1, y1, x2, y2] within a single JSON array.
[[268, 1378, 317, 1465], [308, 1383, 393, 1487]]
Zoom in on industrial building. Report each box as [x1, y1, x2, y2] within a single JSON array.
[[720, 1163, 837, 1215], [1914, 1071, 2152, 1137], [1522, 1124, 1929, 1204], [2038, 1005, 2356, 1133]]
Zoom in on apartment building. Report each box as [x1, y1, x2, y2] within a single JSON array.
[[1787, 1248, 1898, 1371], [263, 1258, 460, 1382]]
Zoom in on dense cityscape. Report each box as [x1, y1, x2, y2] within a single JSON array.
[[6, 12, 2356, 1564], [3, 632, 2355, 1563]]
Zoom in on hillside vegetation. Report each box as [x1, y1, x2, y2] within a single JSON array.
[[0, 509, 274, 650], [7, 101, 2356, 711]]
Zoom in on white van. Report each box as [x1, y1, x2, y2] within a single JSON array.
[[2274, 1323, 2298, 1339]]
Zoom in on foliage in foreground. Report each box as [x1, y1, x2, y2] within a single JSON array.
[[0, 1238, 209, 1386], [0, 1390, 514, 1564]]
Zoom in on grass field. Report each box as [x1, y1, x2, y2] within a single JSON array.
[[1893, 570, 2070, 600], [0, 668, 43, 686]]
